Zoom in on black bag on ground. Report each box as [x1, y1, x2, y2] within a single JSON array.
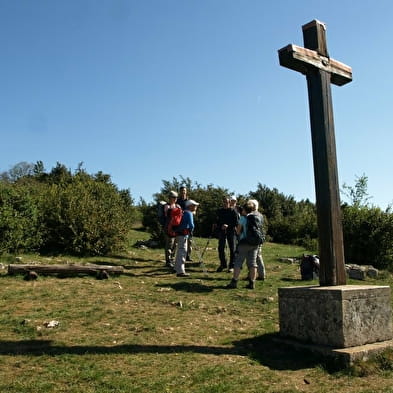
[[300, 254, 320, 280]]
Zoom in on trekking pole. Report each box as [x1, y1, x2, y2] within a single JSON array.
[[193, 236, 211, 274], [194, 237, 210, 274]]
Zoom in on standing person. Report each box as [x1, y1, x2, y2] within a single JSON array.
[[177, 185, 188, 210], [251, 199, 266, 280], [174, 199, 199, 277], [214, 197, 239, 272], [226, 199, 264, 289], [162, 191, 180, 268], [177, 185, 193, 262]]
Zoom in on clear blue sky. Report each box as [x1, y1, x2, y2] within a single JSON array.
[[1, 0, 392, 209]]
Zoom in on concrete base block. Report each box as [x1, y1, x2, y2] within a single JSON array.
[[278, 285, 392, 349], [274, 338, 393, 367]]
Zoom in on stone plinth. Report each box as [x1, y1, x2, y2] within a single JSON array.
[[278, 285, 392, 348]]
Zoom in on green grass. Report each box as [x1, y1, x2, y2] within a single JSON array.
[[0, 229, 393, 392]]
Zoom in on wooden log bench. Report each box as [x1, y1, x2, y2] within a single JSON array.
[[8, 264, 124, 280]]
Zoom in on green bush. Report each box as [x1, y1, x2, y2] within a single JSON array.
[[342, 205, 393, 269], [0, 183, 42, 253], [0, 162, 136, 256], [40, 172, 135, 256]]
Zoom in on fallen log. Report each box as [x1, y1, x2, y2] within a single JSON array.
[[8, 263, 124, 278]]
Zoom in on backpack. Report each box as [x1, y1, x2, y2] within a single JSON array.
[[157, 201, 168, 226], [166, 207, 183, 237], [245, 213, 265, 246], [300, 254, 320, 280]]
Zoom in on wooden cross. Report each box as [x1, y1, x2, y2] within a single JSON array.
[[278, 20, 352, 286]]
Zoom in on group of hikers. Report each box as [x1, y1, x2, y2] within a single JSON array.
[[159, 186, 265, 289]]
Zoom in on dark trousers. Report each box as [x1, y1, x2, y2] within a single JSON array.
[[218, 229, 236, 268]]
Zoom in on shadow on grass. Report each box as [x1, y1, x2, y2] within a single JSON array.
[[157, 282, 214, 293], [280, 278, 303, 282], [0, 333, 328, 371]]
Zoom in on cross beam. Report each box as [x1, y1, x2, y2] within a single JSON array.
[[278, 20, 352, 286], [279, 44, 352, 86]]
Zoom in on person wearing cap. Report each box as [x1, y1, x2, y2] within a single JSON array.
[[173, 199, 199, 277], [177, 185, 194, 262], [163, 190, 181, 268], [213, 196, 239, 272]]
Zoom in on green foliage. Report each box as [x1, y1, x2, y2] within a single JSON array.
[[0, 182, 42, 253], [140, 199, 163, 244], [40, 172, 134, 255], [342, 173, 371, 207], [0, 161, 137, 256], [341, 174, 393, 269], [342, 205, 393, 269], [249, 184, 318, 247]]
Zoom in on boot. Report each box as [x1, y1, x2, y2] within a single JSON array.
[[225, 278, 238, 289], [245, 279, 255, 289]]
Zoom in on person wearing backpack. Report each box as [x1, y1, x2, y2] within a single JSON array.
[[173, 199, 199, 277], [162, 190, 181, 268], [247, 199, 266, 281], [177, 185, 194, 262], [226, 199, 264, 289]]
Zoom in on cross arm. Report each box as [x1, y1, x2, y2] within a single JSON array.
[[278, 44, 352, 86]]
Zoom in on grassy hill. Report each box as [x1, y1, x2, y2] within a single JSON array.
[[0, 228, 392, 393]]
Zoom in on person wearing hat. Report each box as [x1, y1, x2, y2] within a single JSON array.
[[173, 199, 199, 277], [163, 190, 181, 268]]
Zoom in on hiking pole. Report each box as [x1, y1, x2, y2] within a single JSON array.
[[194, 236, 212, 274]]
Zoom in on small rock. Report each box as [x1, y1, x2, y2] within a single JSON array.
[[43, 320, 59, 328], [367, 267, 379, 278]]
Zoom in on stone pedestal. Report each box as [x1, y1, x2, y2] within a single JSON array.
[[278, 285, 393, 364]]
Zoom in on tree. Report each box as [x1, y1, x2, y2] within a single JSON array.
[[0, 162, 35, 183], [341, 173, 371, 208]]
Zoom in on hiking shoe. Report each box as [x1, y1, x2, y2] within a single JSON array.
[[176, 272, 190, 277], [245, 280, 255, 289], [225, 279, 238, 289], [216, 266, 226, 272]]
